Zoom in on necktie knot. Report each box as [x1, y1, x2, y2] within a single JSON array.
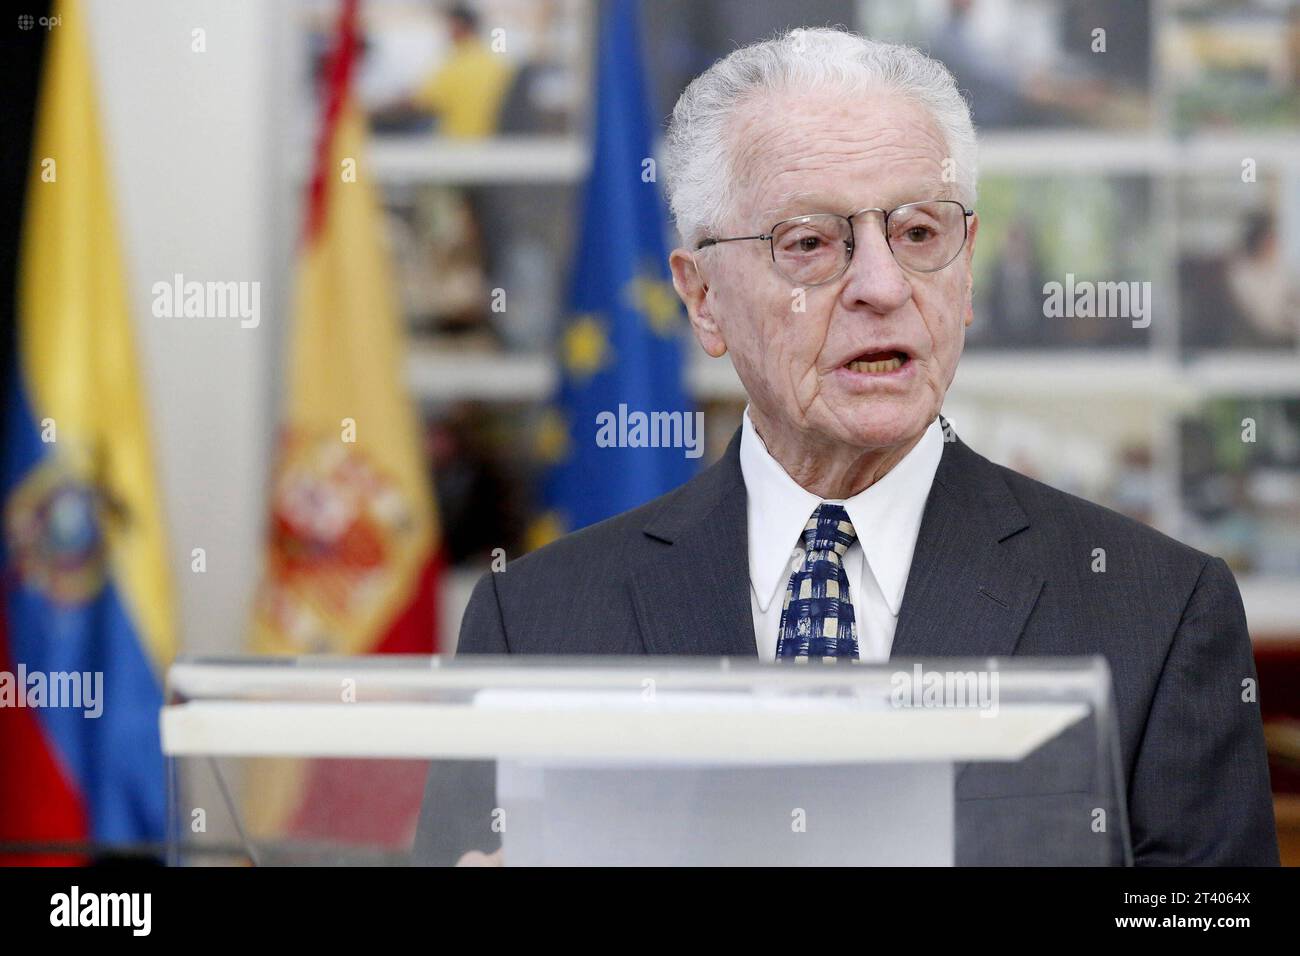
[[801, 502, 857, 557]]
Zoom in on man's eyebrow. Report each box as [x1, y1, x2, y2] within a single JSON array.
[[758, 181, 957, 223], [758, 190, 834, 222]]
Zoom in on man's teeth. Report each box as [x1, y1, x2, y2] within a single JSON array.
[[847, 356, 903, 373]]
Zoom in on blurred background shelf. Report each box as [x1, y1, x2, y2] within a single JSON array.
[[406, 346, 1300, 403], [1184, 353, 1300, 396], [976, 133, 1300, 174], [367, 134, 587, 184], [407, 343, 554, 402], [303, 132, 1300, 185], [1240, 578, 1300, 640]]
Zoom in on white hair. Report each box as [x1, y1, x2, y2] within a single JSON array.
[[662, 27, 978, 247]]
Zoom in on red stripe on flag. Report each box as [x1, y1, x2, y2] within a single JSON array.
[[0, 614, 89, 866], [304, 0, 361, 242], [374, 549, 444, 655]]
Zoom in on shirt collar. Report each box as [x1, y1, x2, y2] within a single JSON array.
[[739, 406, 944, 617]]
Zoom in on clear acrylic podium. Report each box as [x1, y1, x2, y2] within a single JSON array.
[[160, 655, 1132, 866]]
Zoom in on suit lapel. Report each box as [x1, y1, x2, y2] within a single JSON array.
[[630, 427, 758, 657], [890, 431, 1044, 660], [627, 420, 1044, 661]]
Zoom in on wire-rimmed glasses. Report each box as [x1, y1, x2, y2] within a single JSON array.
[[695, 199, 974, 287]]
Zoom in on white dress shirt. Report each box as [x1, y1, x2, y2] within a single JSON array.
[[739, 407, 944, 662]]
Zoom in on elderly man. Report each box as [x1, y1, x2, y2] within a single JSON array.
[[424, 28, 1277, 866]]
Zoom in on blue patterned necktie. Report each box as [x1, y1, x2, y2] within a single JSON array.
[[775, 502, 861, 662]]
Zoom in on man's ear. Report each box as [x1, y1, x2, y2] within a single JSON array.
[[962, 212, 979, 328], [669, 247, 727, 358]]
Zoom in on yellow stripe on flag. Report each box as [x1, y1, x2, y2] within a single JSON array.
[[19, 0, 176, 670]]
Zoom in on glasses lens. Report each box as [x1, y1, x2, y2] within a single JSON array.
[[886, 201, 967, 272], [770, 214, 852, 286]]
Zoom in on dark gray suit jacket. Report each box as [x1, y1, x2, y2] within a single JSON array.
[[417, 423, 1279, 866]]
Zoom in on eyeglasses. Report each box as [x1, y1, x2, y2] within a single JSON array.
[[695, 199, 974, 287]]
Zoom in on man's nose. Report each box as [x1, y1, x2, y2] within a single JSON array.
[[838, 219, 912, 313]]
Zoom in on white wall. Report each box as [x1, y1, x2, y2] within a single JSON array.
[[86, 0, 299, 657]]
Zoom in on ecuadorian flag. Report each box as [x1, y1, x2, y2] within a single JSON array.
[[0, 0, 176, 863]]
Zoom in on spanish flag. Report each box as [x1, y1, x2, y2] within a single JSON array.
[[247, 0, 442, 848], [0, 0, 176, 863]]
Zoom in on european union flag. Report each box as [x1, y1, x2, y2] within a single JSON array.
[[533, 0, 699, 543]]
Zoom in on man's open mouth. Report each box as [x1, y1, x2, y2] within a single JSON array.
[[844, 350, 909, 373]]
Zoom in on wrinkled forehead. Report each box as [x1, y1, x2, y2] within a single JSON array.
[[727, 87, 953, 226]]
